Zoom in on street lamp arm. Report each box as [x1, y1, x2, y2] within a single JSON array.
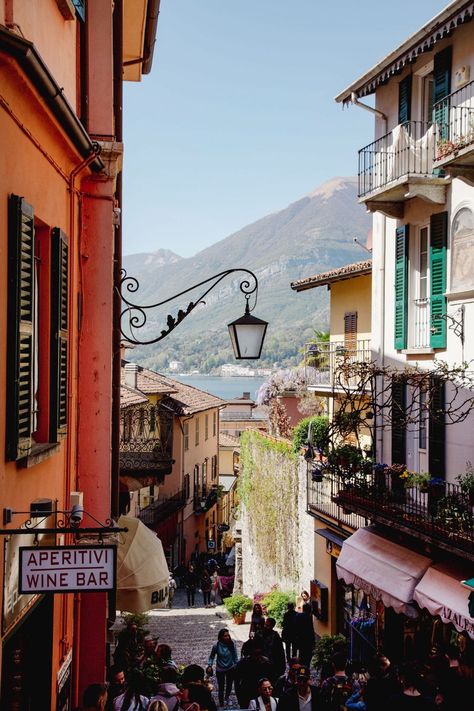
[[119, 268, 260, 346]]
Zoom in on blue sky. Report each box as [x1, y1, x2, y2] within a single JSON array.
[[122, 0, 449, 257]]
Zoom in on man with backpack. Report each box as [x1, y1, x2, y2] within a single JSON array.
[[319, 653, 353, 711]]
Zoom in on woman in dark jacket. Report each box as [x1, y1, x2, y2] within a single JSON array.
[[184, 564, 198, 608]]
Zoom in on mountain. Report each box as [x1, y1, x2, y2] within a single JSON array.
[[122, 177, 371, 373]]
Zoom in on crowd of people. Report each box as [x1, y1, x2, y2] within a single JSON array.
[[77, 589, 473, 711]]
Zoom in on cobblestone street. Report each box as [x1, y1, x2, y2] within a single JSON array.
[[114, 587, 250, 708]]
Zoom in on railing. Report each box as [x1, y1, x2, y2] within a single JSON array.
[[307, 468, 368, 529], [434, 80, 474, 160], [413, 298, 430, 348], [304, 339, 372, 388], [330, 469, 473, 559], [120, 403, 173, 473], [193, 485, 219, 514], [358, 121, 434, 198], [139, 487, 186, 527]]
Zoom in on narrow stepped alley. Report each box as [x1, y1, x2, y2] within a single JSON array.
[[113, 587, 249, 708]]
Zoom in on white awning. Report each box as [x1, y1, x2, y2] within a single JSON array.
[[336, 527, 432, 618], [116, 516, 169, 613], [414, 564, 474, 639]]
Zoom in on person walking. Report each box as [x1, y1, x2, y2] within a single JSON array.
[[281, 603, 298, 664], [249, 603, 265, 637], [294, 603, 315, 668], [319, 652, 353, 711], [210, 569, 222, 607], [112, 669, 149, 711], [276, 667, 318, 711], [206, 629, 238, 708], [168, 574, 177, 609], [248, 678, 278, 711], [262, 618, 286, 679], [201, 569, 212, 608], [184, 563, 198, 608]]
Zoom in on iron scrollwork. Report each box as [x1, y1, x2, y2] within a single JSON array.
[[119, 268, 259, 346]]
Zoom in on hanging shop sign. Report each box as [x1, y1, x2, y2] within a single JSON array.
[[19, 546, 116, 594]]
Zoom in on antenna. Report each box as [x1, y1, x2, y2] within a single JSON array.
[[353, 237, 372, 254]]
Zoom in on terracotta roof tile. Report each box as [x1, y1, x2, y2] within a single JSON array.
[[219, 433, 241, 447], [291, 260, 372, 292], [120, 385, 148, 408]]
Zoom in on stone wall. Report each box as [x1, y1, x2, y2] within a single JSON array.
[[238, 431, 314, 598]]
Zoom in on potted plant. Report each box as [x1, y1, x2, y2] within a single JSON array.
[[456, 462, 474, 506], [388, 463, 407, 501], [310, 463, 326, 483], [427, 477, 446, 515], [223, 594, 253, 624]]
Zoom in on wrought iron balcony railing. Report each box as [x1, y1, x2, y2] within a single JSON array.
[[434, 80, 474, 162], [304, 339, 371, 389], [327, 468, 473, 561], [194, 485, 220, 514], [307, 468, 368, 529], [120, 403, 173, 475], [139, 487, 186, 528], [358, 121, 435, 198]]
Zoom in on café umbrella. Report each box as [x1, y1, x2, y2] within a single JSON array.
[[116, 515, 169, 613]]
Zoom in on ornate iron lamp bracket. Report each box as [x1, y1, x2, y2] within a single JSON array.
[[431, 304, 465, 345], [118, 268, 259, 346], [1, 507, 127, 544]]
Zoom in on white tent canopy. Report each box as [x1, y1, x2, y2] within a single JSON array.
[[336, 527, 432, 618], [116, 516, 169, 613], [414, 564, 474, 639]]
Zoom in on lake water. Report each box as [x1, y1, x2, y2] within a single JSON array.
[[172, 375, 266, 401]]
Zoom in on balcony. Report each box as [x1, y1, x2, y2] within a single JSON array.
[[304, 339, 371, 393], [327, 469, 473, 561], [358, 121, 448, 217], [139, 487, 186, 528], [307, 468, 368, 529], [433, 80, 474, 183], [120, 403, 174, 481], [193, 485, 219, 514]]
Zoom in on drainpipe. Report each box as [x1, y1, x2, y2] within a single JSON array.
[[351, 92, 388, 133]]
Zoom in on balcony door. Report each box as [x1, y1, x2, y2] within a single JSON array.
[[409, 224, 431, 349]]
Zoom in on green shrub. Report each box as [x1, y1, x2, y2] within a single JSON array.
[[262, 590, 296, 626], [120, 611, 150, 631], [223, 594, 253, 617], [312, 633, 348, 669], [292, 416, 329, 454]]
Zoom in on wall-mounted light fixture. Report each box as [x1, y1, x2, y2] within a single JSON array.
[[118, 268, 268, 359]]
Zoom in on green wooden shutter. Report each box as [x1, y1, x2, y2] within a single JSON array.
[[430, 212, 447, 349], [6, 195, 35, 460], [391, 377, 406, 465], [50, 228, 69, 441], [398, 75, 412, 125], [428, 378, 445, 477], [433, 47, 452, 139], [394, 225, 409, 350]]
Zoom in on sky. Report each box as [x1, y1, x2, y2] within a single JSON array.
[[122, 0, 450, 258]]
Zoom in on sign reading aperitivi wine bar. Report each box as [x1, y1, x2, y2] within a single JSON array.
[[19, 546, 116, 593]]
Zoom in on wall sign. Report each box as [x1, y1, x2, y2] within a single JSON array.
[[19, 546, 116, 593]]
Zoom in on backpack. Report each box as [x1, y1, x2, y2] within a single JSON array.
[[326, 675, 353, 711]]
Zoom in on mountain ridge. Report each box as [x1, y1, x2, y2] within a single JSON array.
[[122, 177, 371, 373]]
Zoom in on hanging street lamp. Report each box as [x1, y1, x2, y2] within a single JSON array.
[[118, 268, 268, 359]]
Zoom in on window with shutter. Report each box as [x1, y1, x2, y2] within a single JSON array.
[[394, 225, 409, 350], [391, 378, 406, 465], [344, 312, 357, 351], [398, 75, 412, 125], [433, 47, 452, 139], [6, 196, 35, 460], [205, 414, 209, 440], [50, 228, 69, 441], [430, 212, 447, 349], [195, 417, 200, 446], [428, 378, 445, 477]]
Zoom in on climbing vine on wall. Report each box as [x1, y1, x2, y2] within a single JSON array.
[[239, 431, 301, 584]]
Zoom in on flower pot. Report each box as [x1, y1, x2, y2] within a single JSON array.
[[233, 612, 247, 625]]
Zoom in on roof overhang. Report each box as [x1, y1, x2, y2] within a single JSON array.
[[291, 260, 372, 292], [123, 0, 161, 81], [335, 1, 474, 103]]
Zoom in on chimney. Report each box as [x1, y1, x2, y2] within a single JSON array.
[[124, 362, 139, 390], [242, 392, 250, 399]]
